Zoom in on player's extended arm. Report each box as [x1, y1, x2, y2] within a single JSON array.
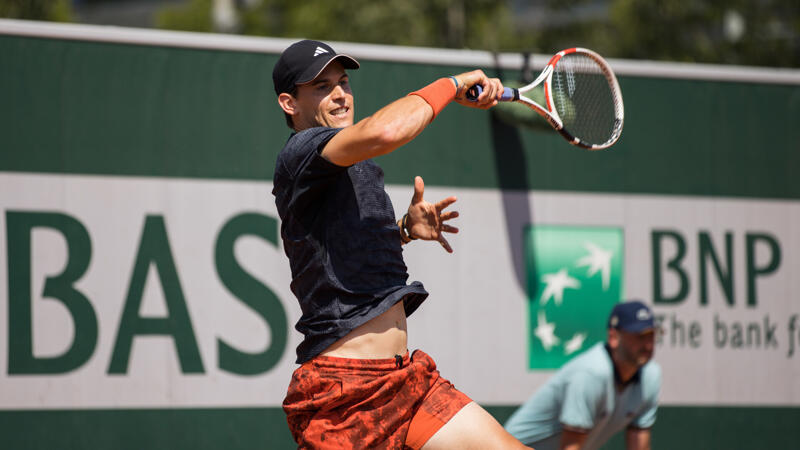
[[560, 428, 589, 450], [625, 427, 652, 450], [321, 70, 502, 167]]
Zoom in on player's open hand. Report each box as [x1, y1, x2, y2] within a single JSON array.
[[452, 69, 503, 109], [405, 176, 459, 253]]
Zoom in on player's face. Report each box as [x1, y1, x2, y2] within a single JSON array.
[[292, 61, 354, 130], [617, 329, 655, 367]]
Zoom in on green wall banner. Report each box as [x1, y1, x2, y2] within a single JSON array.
[[2, 18, 800, 450], [525, 225, 624, 369]]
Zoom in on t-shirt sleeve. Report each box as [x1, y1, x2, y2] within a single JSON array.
[[560, 371, 605, 431], [631, 401, 658, 429], [276, 127, 348, 217], [631, 363, 662, 429]]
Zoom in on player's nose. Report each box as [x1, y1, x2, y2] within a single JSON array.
[[331, 84, 346, 99]]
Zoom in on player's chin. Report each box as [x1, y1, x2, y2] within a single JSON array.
[[326, 112, 353, 128]]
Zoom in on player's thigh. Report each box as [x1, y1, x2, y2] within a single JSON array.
[[421, 401, 531, 450]]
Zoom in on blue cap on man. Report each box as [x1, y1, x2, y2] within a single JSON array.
[[607, 301, 656, 333]]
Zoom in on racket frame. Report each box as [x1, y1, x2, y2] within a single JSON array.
[[510, 47, 625, 150]]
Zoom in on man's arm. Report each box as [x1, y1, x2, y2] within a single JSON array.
[[560, 428, 589, 450], [626, 363, 659, 450], [557, 371, 605, 450], [321, 70, 502, 167], [625, 427, 652, 450]]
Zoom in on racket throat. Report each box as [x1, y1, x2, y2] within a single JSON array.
[[544, 113, 564, 130]]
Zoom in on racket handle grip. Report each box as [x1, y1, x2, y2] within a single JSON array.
[[466, 85, 517, 102]]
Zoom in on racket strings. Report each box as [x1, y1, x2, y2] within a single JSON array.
[[551, 53, 621, 146]]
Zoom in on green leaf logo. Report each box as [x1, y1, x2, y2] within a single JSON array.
[[525, 225, 624, 369]]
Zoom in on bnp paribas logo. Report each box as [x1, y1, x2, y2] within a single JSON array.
[[525, 225, 624, 369]]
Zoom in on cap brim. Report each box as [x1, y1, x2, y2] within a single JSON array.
[[296, 54, 360, 85], [619, 323, 657, 334]]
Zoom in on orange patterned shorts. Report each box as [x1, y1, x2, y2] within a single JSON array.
[[282, 350, 472, 449]]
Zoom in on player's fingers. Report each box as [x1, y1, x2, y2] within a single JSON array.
[[442, 224, 459, 234], [411, 176, 425, 204], [481, 75, 504, 105], [461, 69, 487, 87], [455, 69, 488, 99], [482, 77, 498, 101], [490, 78, 504, 97], [477, 79, 494, 105], [440, 210, 459, 221], [438, 237, 453, 253], [471, 77, 503, 109], [477, 89, 498, 109], [435, 196, 457, 212]]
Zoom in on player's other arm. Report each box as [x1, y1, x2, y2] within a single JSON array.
[[322, 70, 502, 167], [625, 427, 652, 450]]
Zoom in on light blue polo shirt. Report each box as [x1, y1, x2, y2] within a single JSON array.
[[505, 343, 661, 450]]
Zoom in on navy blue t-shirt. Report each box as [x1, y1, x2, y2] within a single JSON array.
[[272, 127, 428, 363]]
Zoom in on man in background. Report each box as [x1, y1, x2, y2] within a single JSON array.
[[505, 300, 661, 450]]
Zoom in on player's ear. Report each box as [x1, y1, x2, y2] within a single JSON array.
[[607, 328, 620, 349], [278, 92, 297, 116]]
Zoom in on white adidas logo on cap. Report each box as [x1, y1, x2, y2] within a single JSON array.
[[313, 46, 329, 57]]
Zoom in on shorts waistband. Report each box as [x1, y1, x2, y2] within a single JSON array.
[[306, 350, 419, 371]]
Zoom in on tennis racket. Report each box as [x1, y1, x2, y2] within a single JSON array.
[[468, 47, 624, 150]]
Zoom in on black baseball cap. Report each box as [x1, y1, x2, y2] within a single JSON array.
[[272, 40, 359, 95], [607, 301, 656, 333]]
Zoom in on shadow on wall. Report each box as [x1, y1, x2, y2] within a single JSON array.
[[487, 53, 536, 296]]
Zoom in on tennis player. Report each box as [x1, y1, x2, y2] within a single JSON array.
[[505, 301, 661, 450], [272, 40, 530, 449]]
